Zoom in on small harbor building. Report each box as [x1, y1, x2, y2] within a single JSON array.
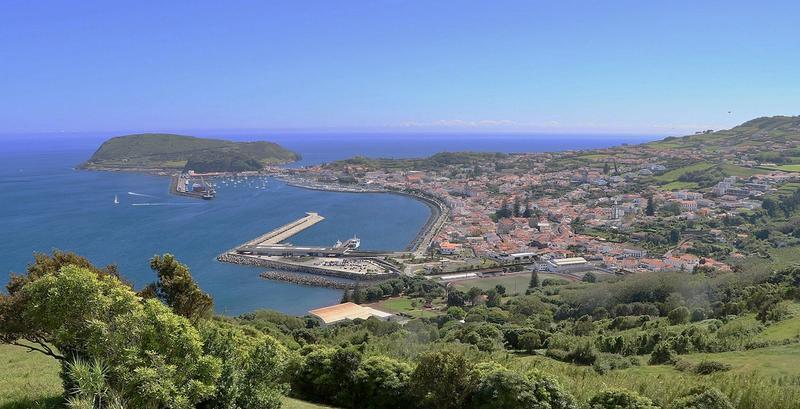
[[309, 302, 394, 325]]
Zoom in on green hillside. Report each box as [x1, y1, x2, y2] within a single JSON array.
[[81, 133, 299, 172], [650, 115, 800, 154]]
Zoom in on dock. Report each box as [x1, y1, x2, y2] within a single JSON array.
[[244, 212, 325, 247]]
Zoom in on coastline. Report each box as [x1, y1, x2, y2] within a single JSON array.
[[276, 176, 449, 253]]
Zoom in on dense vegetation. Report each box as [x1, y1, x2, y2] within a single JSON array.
[[2, 250, 799, 409], [81, 133, 299, 171]]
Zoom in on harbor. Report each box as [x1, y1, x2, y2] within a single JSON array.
[[170, 172, 217, 200], [218, 211, 405, 282]]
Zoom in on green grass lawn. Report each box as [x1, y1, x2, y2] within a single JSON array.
[[371, 296, 442, 318], [756, 303, 800, 342], [679, 343, 800, 378], [0, 344, 62, 409], [773, 164, 800, 172], [659, 181, 699, 191], [654, 162, 715, 183], [450, 273, 568, 293]]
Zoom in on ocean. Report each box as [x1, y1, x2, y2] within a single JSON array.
[[0, 131, 661, 316]]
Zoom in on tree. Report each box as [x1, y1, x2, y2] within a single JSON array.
[[199, 320, 289, 409], [518, 331, 546, 353], [588, 388, 658, 409], [669, 228, 681, 244], [530, 270, 540, 288], [467, 287, 483, 306], [582, 272, 597, 283], [411, 350, 475, 409], [645, 196, 656, 216], [4, 264, 222, 407], [447, 290, 466, 307], [352, 355, 414, 409], [494, 284, 506, 295], [513, 197, 522, 217], [486, 289, 501, 308], [668, 306, 690, 325], [603, 163, 610, 174], [143, 253, 213, 322]]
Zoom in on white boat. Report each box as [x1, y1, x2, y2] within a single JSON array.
[[114, 194, 119, 205]]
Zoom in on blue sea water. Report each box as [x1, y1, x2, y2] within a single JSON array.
[[0, 132, 661, 316]]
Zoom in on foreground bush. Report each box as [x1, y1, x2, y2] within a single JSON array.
[[470, 363, 577, 409], [673, 386, 734, 409], [588, 388, 659, 409]]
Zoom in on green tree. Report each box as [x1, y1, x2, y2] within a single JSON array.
[[645, 196, 656, 216], [668, 306, 690, 325], [467, 287, 483, 306], [143, 253, 213, 322], [352, 355, 414, 409], [582, 272, 597, 283], [198, 320, 289, 409], [486, 289, 501, 308], [530, 270, 540, 288], [5, 264, 221, 408], [411, 350, 475, 409]]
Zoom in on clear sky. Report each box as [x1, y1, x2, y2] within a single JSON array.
[[1, 0, 798, 135]]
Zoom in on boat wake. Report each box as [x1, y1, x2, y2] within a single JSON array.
[[131, 202, 203, 206], [128, 191, 156, 198]]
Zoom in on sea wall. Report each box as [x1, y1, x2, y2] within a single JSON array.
[[218, 253, 397, 281], [258, 271, 354, 289]]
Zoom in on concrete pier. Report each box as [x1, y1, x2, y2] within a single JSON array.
[[244, 212, 325, 247]]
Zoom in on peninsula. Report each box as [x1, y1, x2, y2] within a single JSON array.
[[80, 133, 299, 173]]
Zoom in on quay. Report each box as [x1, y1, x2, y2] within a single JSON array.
[[244, 212, 325, 247]]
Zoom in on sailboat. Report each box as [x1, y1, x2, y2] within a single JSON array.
[[114, 194, 119, 205]]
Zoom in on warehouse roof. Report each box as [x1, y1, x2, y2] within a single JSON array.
[[309, 302, 394, 325]]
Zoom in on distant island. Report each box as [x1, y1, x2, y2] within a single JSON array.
[[80, 133, 300, 173]]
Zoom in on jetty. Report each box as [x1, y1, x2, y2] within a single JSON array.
[[243, 212, 325, 247]]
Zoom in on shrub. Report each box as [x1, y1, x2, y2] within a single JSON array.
[[693, 360, 732, 375], [565, 340, 599, 365], [673, 386, 734, 409], [649, 342, 676, 365], [668, 306, 691, 325], [588, 388, 658, 409], [690, 308, 707, 322]]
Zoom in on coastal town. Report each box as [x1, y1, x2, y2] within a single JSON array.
[[250, 123, 800, 286]]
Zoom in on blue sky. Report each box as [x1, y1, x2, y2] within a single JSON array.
[[1, 1, 798, 135]]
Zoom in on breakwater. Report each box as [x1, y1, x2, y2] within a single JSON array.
[[259, 271, 355, 289], [218, 253, 397, 281]]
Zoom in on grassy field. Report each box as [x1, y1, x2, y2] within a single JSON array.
[[510, 347, 800, 409], [679, 343, 800, 378], [773, 164, 800, 172], [450, 272, 570, 293], [654, 162, 715, 183], [371, 296, 442, 318], [659, 181, 699, 190], [757, 303, 800, 342], [0, 344, 62, 409]]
